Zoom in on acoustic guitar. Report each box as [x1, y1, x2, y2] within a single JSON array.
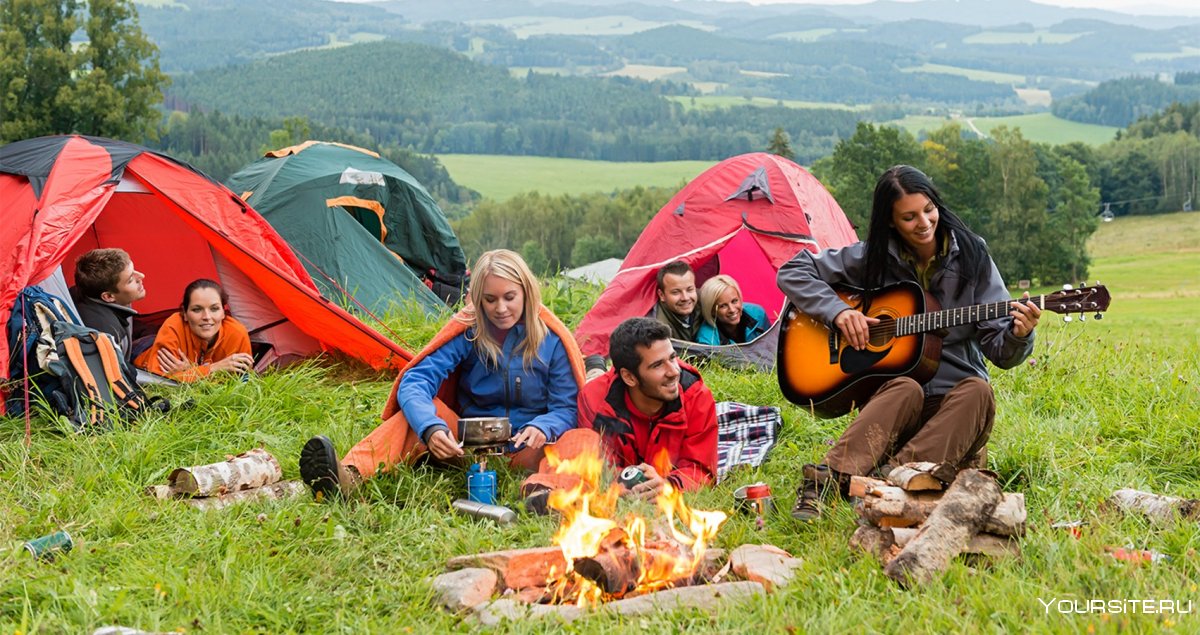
[[776, 281, 1111, 418]]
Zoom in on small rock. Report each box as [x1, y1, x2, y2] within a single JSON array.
[[471, 599, 582, 626], [432, 568, 498, 611], [730, 544, 803, 592]]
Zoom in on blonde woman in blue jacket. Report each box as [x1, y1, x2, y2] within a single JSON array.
[[696, 274, 770, 346]]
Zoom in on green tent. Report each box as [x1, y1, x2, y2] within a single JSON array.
[[226, 141, 467, 315]]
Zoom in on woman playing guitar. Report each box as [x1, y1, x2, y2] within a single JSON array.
[[777, 165, 1041, 521]]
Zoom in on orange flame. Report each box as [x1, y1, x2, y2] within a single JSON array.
[[541, 444, 727, 606]]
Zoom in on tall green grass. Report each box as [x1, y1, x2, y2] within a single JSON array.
[[2, 213, 1198, 632]]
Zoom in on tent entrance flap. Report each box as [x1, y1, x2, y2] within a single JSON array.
[[212, 250, 321, 368], [61, 184, 221, 315], [327, 196, 387, 242], [714, 229, 785, 322]]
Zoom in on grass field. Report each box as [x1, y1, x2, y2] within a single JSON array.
[[1133, 46, 1200, 62], [889, 112, 1119, 146], [467, 16, 713, 38], [767, 28, 837, 42], [3, 213, 1199, 633], [437, 154, 713, 201], [666, 95, 867, 112], [902, 63, 1026, 85], [963, 30, 1086, 45], [600, 64, 687, 81]]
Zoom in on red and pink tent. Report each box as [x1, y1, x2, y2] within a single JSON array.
[[574, 152, 858, 369]]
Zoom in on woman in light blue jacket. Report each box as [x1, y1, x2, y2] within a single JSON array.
[[696, 274, 770, 345]]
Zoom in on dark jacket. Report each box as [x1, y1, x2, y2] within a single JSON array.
[[577, 361, 718, 491], [776, 234, 1035, 397], [71, 289, 137, 363]]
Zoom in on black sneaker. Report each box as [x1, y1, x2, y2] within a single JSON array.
[[791, 463, 834, 522], [522, 484, 552, 516], [300, 435, 341, 501]]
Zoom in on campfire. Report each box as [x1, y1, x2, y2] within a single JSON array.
[[539, 445, 727, 606], [433, 446, 801, 624]]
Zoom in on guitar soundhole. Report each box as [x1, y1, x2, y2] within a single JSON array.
[[869, 315, 895, 348]]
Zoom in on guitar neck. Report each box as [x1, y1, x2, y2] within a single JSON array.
[[895, 296, 1042, 336]]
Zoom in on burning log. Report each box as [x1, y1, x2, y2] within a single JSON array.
[[573, 528, 641, 596], [855, 483, 1026, 537], [1109, 488, 1199, 522], [883, 469, 1002, 587]]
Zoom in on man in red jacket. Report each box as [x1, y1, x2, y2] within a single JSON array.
[[579, 317, 718, 498]]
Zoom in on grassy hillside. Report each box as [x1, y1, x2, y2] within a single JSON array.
[[889, 112, 1119, 145], [438, 154, 713, 200], [1, 214, 1197, 632]]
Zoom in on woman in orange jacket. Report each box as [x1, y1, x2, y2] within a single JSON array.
[[135, 279, 253, 382]]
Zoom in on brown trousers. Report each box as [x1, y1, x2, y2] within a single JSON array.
[[824, 376, 994, 477]]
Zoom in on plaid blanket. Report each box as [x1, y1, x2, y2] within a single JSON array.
[[715, 401, 782, 482]]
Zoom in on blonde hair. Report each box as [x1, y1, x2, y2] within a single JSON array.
[[459, 249, 546, 369], [698, 274, 741, 328]]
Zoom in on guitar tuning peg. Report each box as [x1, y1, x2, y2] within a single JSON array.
[[1063, 315, 1073, 323], [1078, 313, 1086, 322], [1094, 313, 1104, 320], [1062, 283, 1074, 291]]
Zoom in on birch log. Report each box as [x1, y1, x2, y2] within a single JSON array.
[[885, 462, 949, 491], [1109, 489, 1199, 522], [883, 469, 1002, 587], [856, 485, 1026, 537], [186, 480, 306, 511], [168, 448, 282, 496]]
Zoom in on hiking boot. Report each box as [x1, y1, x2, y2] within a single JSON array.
[[791, 463, 835, 522], [299, 435, 360, 501], [584, 355, 608, 382], [522, 484, 552, 516]]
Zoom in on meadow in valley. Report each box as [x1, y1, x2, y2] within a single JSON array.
[[1, 212, 1197, 633]]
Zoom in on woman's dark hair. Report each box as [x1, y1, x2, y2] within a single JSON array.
[[181, 278, 229, 311], [863, 165, 989, 300]]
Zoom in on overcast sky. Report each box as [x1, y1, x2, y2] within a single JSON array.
[[332, 0, 1200, 18], [732, 0, 1200, 16]]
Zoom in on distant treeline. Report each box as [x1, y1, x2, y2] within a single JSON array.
[[149, 110, 478, 213], [1053, 75, 1200, 127], [165, 41, 862, 163], [137, 0, 414, 73], [458, 101, 1200, 285]]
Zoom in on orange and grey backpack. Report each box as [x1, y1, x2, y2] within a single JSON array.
[[6, 286, 155, 431]]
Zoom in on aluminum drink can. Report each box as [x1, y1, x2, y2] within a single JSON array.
[[619, 466, 647, 489], [24, 530, 73, 561]]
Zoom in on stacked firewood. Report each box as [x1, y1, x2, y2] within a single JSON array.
[[847, 463, 1026, 587]]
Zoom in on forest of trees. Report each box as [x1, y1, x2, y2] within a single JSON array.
[[1053, 75, 1200, 126], [165, 41, 864, 163], [151, 110, 478, 214]]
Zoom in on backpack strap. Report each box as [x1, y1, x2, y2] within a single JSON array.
[[94, 333, 142, 410], [62, 334, 104, 429]]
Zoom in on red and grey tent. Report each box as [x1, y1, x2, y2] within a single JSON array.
[[574, 152, 858, 369], [0, 135, 413, 388]]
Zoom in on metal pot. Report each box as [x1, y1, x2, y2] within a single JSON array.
[[456, 416, 511, 447]]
